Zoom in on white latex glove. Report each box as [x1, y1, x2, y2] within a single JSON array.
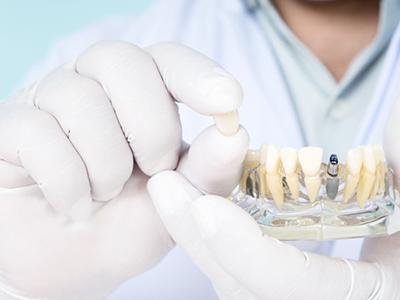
[[149, 98, 400, 299], [0, 41, 249, 300]]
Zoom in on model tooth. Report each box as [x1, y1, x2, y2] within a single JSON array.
[[346, 148, 363, 175], [370, 144, 385, 197], [280, 147, 299, 199], [258, 145, 269, 197], [280, 147, 298, 173], [213, 110, 239, 136], [298, 147, 322, 202], [264, 145, 284, 208], [265, 144, 280, 173], [356, 146, 376, 208], [343, 148, 363, 202]]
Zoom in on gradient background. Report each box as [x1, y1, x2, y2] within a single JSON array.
[[0, 0, 152, 99]]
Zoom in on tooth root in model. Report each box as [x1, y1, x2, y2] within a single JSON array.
[[357, 145, 377, 208], [280, 147, 299, 199], [343, 147, 363, 202], [370, 144, 385, 197], [263, 144, 284, 208], [298, 147, 323, 202]]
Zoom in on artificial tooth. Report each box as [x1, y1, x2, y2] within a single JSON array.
[[298, 147, 323, 202], [370, 144, 385, 197], [343, 147, 363, 202], [357, 146, 376, 208], [213, 110, 239, 136], [280, 147, 299, 199], [258, 145, 269, 197], [263, 145, 284, 208]]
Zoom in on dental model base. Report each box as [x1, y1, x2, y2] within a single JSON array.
[[231, 145, 400, 240]]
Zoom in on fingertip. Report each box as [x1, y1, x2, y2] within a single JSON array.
[[148, 42, 243, 115], [178, 125, 249, 196]]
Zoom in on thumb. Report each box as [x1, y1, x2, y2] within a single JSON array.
[[190, 196, 383, 300], [177, 125, 249, 196], [147, 171, 257, 299]]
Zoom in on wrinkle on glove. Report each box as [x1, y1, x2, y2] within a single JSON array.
[[149, 171, 398, 300]]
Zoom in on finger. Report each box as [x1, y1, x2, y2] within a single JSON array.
[[75, 41, 182, 176], [34, 65, 133, 201], [0, 160, 34, 188], [177, 125, 249, 196], [190, 196, 382, 300], [0, 103, 92, 220], [147, 42, 242, 114], [147, 171, 253, 298], [147, 42, 242, 136]]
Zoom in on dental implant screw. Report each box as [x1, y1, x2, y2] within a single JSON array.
[[326, 154, 339, 200]]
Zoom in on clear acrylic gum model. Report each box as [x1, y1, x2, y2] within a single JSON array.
[[230, 144, 400, 240]]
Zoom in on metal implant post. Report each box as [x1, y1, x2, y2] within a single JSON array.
[[246, 168, 260, 199], [326, 154, 339, 200]]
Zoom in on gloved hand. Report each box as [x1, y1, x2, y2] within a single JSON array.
[[0, 41, 249, 300], [148, 99, 400, 299]]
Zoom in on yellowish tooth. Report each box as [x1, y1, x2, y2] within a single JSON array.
[[298, 147, 322, 202], [357, 146, 377, 208], [213, 110, 239, 136], [343, 148, 363, 202], [280, 147, 299, 199], [370, 144, 385, 197], [240, 150, 259, 193], [258, 145, 269, 197], [264, 145, 284, 208]]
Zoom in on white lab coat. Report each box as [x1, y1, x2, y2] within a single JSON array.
[[23, 0, 400, 299]]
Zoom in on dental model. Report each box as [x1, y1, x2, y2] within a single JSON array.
[[280, 147, 300, 199], [298, 147, 323, 202], [233, 144, 396, 241], [262, 144, 284, 208], [357, 145, 377, 208]]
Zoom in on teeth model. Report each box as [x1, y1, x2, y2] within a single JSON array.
[[240, 144, 387, 209], [357, 145, 377, 208], [280, 147, 299, 199], [262, 144, 284, 208], [343, 148, 363, 202], [298, 147, 323, 202]]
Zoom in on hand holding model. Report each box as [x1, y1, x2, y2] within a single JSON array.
[[0, 41, 249, 300], [149, 99, 400, 299]]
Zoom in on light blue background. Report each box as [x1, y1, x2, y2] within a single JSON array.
[[0, 0, 152, 99]]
